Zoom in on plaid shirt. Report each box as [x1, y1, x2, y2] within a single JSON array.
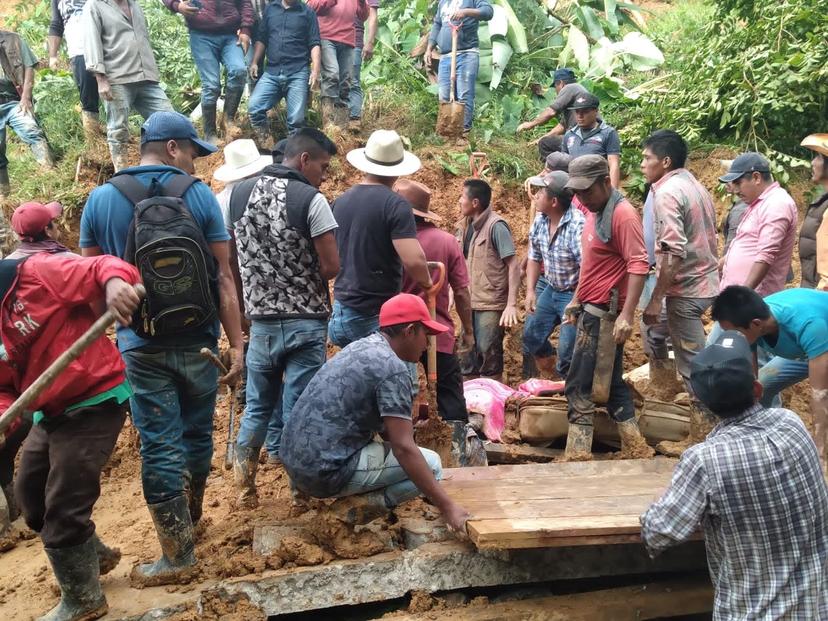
[[640, 405, 828, 620], [528, 207, 584, 291]]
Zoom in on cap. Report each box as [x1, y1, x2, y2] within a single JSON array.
[[379, 293, 449, 335], [272, 138, 288, 164], [718, 152, 771, 183], [690, 331, 755, 413], [568, 93, 600, 110], [140, 111, 218, 157], [545, 152, 572, 172], [393, 179, 442, 222], [552, 68, 576, 83], [11, 201, 63, 239], [528, 170, 570, 193], [565, 155, 609, 190], [801, 134, 828, 157]]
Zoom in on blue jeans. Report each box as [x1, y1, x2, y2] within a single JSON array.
[[335, 441, 442, 507], [0, 100, 48, 170], [123, 345, 219, 504], [105, 81, 173, 152], [437, 49, 479, 130], [236, 318, 327, 456], [758, 356, 809, 408], [248, 69, 309, 134], [328, 300, 379, 348], [189, 31, 248, 106], [349, 46, 363, 119], [320, 39, 353, 104], [522, 281, 576, 377]]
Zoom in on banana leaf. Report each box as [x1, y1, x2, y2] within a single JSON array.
[[492, 0, 528, 53], [489, 4, 509, 37], [490, 39, 513, 90], [478, 49, 494, 83]]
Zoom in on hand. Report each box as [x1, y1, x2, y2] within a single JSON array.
[[237, 33, 251, 55], [362, 44, 374, 61], [525, 289, 536, 315], [563, 298, 581, 325], [528, 137, 541, 147], [499, 305, 518, 328], [48, 56, 59, 70], [424, 45, 433, 61], [97, 77, 113, 101], [440, 500, 470, 533], [248, 63, 259, 80], [459, 330, 474, 353], [613, 313, 633, 344], [177, 0, 201, 16], [219, 345, 244, 386], [105, 278, 141, 327], [309, 71, 319, 90], [642, 299, 662, 326], [17, 98, 33, 116], [516, 121, 532, 133], [450, 8, 470, 20]]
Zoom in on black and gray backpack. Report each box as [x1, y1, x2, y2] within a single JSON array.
[[109, 174, 218, 339]]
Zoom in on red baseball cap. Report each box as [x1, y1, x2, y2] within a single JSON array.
[[11, 201, 63, 240], [379, 293, 449, 335]]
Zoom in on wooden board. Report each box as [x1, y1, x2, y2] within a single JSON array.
[[484, 441, 561, 464], [439, 458, 679, 549]]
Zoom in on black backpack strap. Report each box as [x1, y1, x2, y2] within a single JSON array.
[[161, 174, 199, 199], [228, 177, 260, 226], [108, 175, 151, 206], [0, 257, 26, 303]]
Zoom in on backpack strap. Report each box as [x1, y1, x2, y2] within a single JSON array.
[[108, 175, 151, 206], [0, 257, 26, 303], [228, 177, 260, 227], [161, 174, 199, 199]]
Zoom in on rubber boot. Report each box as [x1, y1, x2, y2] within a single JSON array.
[[38, 537, 108, 621], [186, 474, 208, 526], [30, 140, 55, 169], [0, 487, 10, 537], [252, 125, 272, 151], [233, 445, 260, 509], [109, 144, 129, 172], [564, 422, 593, 461], [201, 104, 219, 145], [91, 534, 121, 575], [617, 417, 655, 458], [448, 420, 488, 467], [0, 168, 9, 197], [320, 97, 337, 128], [648, 357, 684, 398], [328, 491, 390, 525], [222, 88, 243, 137], [81, 111, 103, 141], [2, 482, 19, 522], [130, 495, 196, 587], [656, 402, 717, 457]]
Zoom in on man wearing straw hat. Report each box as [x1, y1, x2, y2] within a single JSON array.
[[213, 139, 273, 216], [329, 129, 433, 347]]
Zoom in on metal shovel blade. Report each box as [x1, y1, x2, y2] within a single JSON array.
[[437, 101, 466, 138]]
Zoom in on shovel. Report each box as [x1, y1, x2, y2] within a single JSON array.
[[200, 348, 238, 470], [425, 261, 447, 420], [435, 24, 465, 138]]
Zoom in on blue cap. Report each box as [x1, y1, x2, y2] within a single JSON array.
[[718, 152, 771, 183], [553, 68, 576, 83], [690, 331, 755, 413], [140, 111, 218, 157]]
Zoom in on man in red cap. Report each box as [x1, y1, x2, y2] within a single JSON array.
[[6, 201, 71, 259], [280, 293, 470, 532]]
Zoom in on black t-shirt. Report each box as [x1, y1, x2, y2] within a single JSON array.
[[333, 184, 417, 314]]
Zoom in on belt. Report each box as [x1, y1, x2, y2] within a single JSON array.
[[583, 303, 610, 319]]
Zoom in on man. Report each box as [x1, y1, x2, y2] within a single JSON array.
[[516, 68, 588, 161], [425, 0, 493, 136], [711, 285, 828, 472], [398, 179, 473, 422], [1, 249, 141, 621], [83, 0, 174, 171], [0, 29, 55, 198], [213, 138, 273, 213], [79, 111, 244, 585], [523, 171, 583, 379], [329, 129, 432, 347], [561, 155, 651, 459], [281, 293, 470, 532], [799, 133, 828, 290], [349, 0, 378, 128], [561, 93, 621, 189], [248, 0, 321, 146], [641, 331, 828, 619], [455, 178, 519, 381], [307, 0, 369, 126], [48, 0, 103, 142], [227, 128, 340, 507], [639, 130, 720, 455], [162, 0, 253, 144]]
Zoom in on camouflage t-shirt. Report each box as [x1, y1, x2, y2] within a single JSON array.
[[280, 333, 415, 497]]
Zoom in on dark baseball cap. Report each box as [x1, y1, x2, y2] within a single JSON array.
[[569, 93, 600, 110], [272, 138, 288, 164], [528, 170, 569, 192], [545, 152, 572, 172], [564, 155, 609, 190], [690, 331, 755, 414], [553, 68, 576, 83], [718, 152, 771, 183], [140, 111, 218, 157]]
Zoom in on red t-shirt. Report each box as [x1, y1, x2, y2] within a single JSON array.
[[401, 222, 470, 354], [577, 199, 649, 307]]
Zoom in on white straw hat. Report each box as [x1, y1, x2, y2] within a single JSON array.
[[346, 130, 421, 177], [213, 139, 273, 183]]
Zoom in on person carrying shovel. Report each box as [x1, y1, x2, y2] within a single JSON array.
[[0, 228, 141, 621]]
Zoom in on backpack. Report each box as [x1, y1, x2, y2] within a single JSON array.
[[109, 174, 219, 339]]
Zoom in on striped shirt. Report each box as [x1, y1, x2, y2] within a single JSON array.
[[640, 405, 828, 620], [528, 206, 584, 291]]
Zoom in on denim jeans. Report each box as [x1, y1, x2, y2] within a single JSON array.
[[758, 356, 809, 408], [0, 100, 48, 170], [236, 318, 327, 456], [328, 300, 379, 348], [104, 81, 173, 152], [437, 49, 479, 131], [522, 280, 576, 377], [335, 441, 442, 507], [460, 310, 503, 377], [188, 31, 248, 106], [320, 39, 353, 103], [70, 55, 100, 114], [122, 345, 219, 504], [248, 69, 309, 134], [349, 46, 363, 119]]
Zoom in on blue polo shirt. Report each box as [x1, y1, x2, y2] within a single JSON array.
[[79, 165, 230, 353], [256, 1, 321, 76], [756, 288, 828, 361], [562, 120, 621, 159]]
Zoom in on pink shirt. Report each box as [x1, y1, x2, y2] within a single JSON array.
[[307, 0, 368, 46], [720, 182, 798, 297]]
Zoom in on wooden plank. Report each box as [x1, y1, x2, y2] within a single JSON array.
[[469, 515, 645, 543], [460, 494, 657, 520], [483, 442, 562, 464], [470, 532, 645, 549], [442, 457, 677, 482]]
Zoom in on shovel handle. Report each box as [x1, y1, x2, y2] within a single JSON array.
[[449, 26, 459, 103], [425, 261, 446, 315], [199, 348, 229, 375]]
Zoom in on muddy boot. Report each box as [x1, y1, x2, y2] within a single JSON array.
[[91, 534, 121, 576], [656, 402, 717, 457], [233, 445, 260, 509], [39, 537, 108, 621], [81, 111, 103, 141], [0, 488, 9, 537], [448, 420, 488, 467], [329, 491, 390, 525], [223, 88, 243, 136], [2, 482, 19, 522], [186, 474, 208, 526], [130, 495, 196, 587], [320, 97, 337, 128], [252, 125, 272, 151], [0, 167, 9, 198], [534, 355, 558, 378], [109, 144, 130, 172], [648, 357, 684, 398], [30, 140, 56, 169], [201, 104, 219, 145], [564, 422, 594, 461], [266, 453, 282, 466], [617, 417, 655, 458]]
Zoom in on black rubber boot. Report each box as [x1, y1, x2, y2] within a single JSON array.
[[233, 445, 260, 509], [0, 168, 10, 197], [223, 88, 243, 126], [91, 534, 121, 576], [2, 482, 19, 522], [186, 474, 208, 526], [130, 495, 196, 587], [201, 104, 219, 145], [38, 537, 108, 621]]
